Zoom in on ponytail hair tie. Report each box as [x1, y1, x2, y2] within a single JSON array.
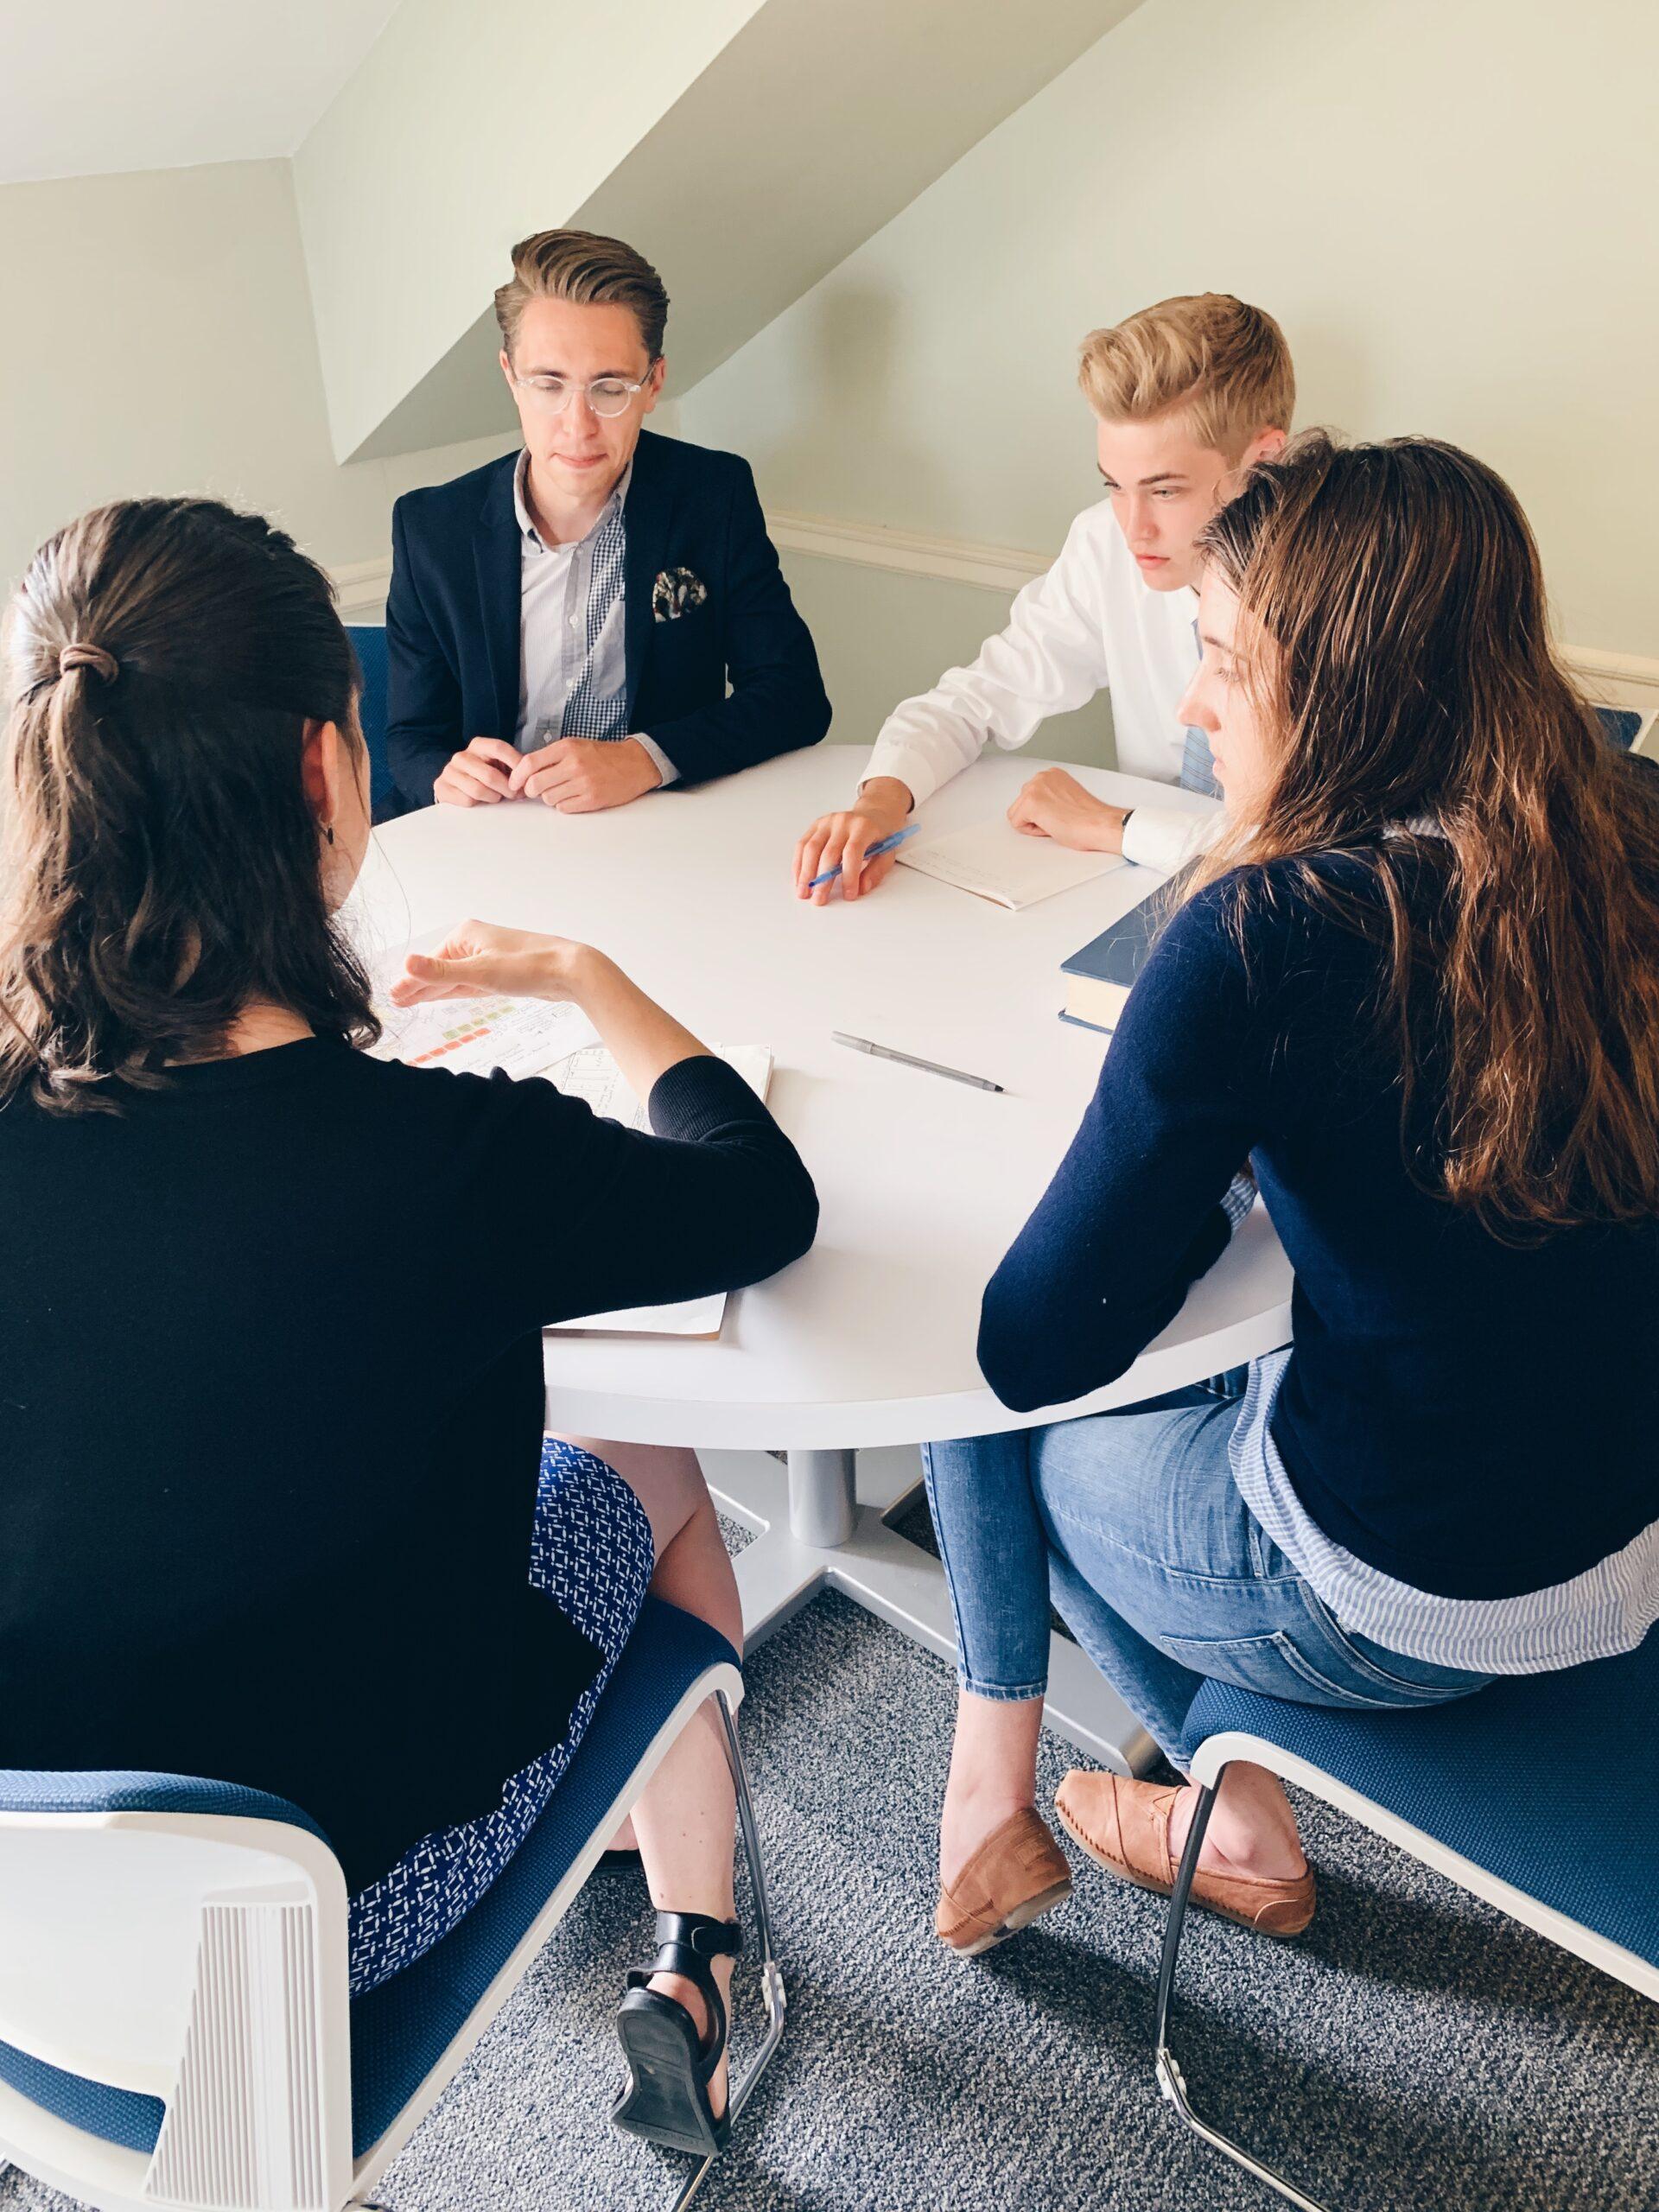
[[58, 642, 119, 682]]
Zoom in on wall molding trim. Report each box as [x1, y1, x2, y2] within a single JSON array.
[[763, 509, 1046, 595], [1560, 642, 1659, 709], [329, 516, 1659, 715], [332, 556, 395, 621]]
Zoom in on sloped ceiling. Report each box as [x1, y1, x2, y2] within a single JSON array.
[[0, 0, 401, 182], [296, 0, 1144, 463]]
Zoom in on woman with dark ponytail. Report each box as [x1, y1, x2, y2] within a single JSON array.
[[2, 499, 379, 1097], [0, 498, 818, 2150], [922, 434, 1659, 1960]]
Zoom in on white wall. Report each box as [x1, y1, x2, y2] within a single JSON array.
[[677, 0, 1659, 764], [782, 551, 1116, 766], [0, 159, 516, 600]]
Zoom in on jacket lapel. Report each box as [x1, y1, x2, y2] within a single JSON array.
[[622, 431, 673, 717], [474, 454, 523, 741]]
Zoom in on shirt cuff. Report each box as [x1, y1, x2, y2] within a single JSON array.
[[1219, 1170, 1256, 1235], [632, 733, 679, 787], [861, 742, 938, 811], [1120, 804, 1222, 874]]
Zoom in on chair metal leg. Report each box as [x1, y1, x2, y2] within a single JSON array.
[[667, 1690, 786, 2211], [1153, 1768, 1335, 2212]]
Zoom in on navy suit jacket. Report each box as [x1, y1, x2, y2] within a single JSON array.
[[385, 430, 830, 804]]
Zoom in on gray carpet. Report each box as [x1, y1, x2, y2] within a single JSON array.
[[3, 1588, 1655, 2212]]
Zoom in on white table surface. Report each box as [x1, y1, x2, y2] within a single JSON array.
[[349, 744, 1294, 1452]]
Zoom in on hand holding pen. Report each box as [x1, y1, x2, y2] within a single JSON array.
[[794, 784, 919, 903], [803, 824, 919, 897]]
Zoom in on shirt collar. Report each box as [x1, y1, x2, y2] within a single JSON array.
[[512, 448, 633, 554]]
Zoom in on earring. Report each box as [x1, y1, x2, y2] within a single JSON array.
[[322, 823, 336, 846]]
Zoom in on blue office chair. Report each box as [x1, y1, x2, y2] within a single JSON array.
[[1154, 1632, 1659, 2209], [0, 1599, 782, 2212], [1594, 702, 1654, 753], [346, 625, 410, 825]]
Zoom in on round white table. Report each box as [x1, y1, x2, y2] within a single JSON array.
[[353, 745, 1293, 1768]]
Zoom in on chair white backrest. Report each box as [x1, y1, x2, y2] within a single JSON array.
[[0, 1808, 353, 2212], [0, 1614, 761, 2212]]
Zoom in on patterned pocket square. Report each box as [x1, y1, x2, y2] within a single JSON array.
[[652, 567, 708, 622]]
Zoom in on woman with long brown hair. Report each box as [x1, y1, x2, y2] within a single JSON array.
[[924, 433, 1659, 1955], [0, 496, 817, 2152]]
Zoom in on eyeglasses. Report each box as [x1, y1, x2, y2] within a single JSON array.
[[511, 369, 656, 418]]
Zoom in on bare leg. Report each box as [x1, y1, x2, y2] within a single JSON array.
[[1166, 1759, 1306, 1881], [938, 1688, 1046, 1891], [554, 1435, 741, 2117]]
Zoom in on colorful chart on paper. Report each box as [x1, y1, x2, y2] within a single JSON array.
[[370, 990, 597, 1080]]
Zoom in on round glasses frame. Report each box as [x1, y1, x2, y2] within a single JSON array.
[[511, 366, 658, 419]]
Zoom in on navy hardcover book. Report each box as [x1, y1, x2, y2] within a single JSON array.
[[1058, 886, 1166, 1035]]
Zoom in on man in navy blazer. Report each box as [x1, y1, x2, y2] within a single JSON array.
[[385, 228, 830, 812]]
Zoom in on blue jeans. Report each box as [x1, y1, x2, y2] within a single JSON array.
[[921, 1379, 1489, 1770]]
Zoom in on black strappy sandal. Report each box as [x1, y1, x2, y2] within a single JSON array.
[[611, 1910, 741, 2157]]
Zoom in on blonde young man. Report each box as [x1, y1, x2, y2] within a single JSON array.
[[792, 295, 1292, 899]]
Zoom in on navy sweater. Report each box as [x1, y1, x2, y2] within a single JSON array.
[[0, 1043, 817, 1889], [979, 850, 1659, 1601]]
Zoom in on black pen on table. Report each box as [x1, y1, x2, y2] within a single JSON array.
[[831, 1031, 1003, 1093]]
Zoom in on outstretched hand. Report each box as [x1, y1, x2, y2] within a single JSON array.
[[390, 919, 589, 1005]]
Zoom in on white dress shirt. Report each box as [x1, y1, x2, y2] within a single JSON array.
[[864, 497, 1217, 873], [511, 451, 678, 785]]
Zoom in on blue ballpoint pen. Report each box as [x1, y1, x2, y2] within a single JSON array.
[[806, 823, 919, 890]]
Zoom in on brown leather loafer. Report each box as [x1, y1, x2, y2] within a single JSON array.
[[936, 1806, 1073, 1956], [1054, 1770, 1315, 1938]]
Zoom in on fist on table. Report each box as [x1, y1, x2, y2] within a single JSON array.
[[1007, 767, 1128, 854]]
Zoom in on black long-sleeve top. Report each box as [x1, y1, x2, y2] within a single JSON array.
[[979, 850, 1659, 1601], [0, 1041, 817, 1888]]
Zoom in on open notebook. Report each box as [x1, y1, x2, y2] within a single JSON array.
[[546, 1043, 775, 1338], [896, 816, 1125, 911]]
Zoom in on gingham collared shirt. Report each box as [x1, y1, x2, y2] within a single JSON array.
[[510, 450, 677, 785]]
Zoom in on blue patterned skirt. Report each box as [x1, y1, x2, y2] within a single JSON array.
[[347, 1440, 655, 1998]]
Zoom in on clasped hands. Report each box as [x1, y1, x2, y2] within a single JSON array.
[[435, 734, 662, 811]]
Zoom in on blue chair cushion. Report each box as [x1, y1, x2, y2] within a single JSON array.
[[346, 623, 409, 825], [346, 1598, 734, 2155], [0, 2038, 164, 2156], [0, 1770, 331, 1835], [0, 1599, 738, 2164], [1594, 703, 1643, 752], [1183, 1630, 1659, 1970]]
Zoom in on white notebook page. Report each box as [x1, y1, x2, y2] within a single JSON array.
[[896, 818, 1125, 911]]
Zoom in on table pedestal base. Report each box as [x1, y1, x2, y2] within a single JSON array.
[[699, 1446, 1158, 1775]]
